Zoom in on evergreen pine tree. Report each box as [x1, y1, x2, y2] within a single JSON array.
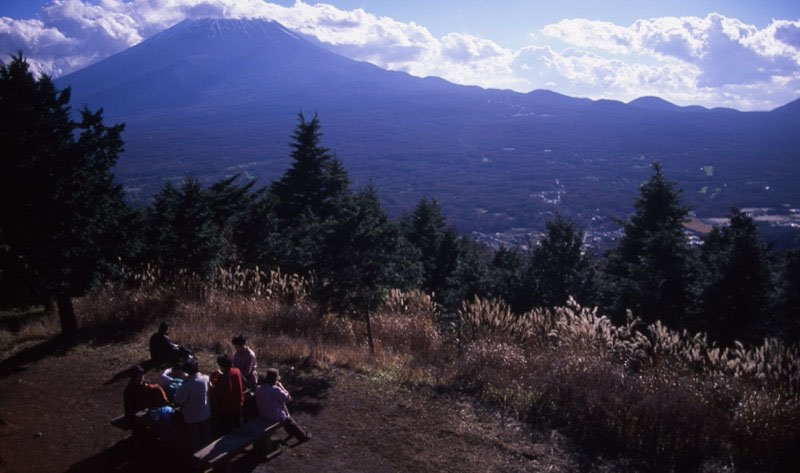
[[271, 113, 349, 221], [0, 54, 128, 335], [207, 175, 256, 229], [231, 190, 283, 269], [401, 198, 448, 295], [142, 179, 224, 280], [486, 246, 527, 312], [317, 185, 421, 351], [270, 113, 350, 275], [697, 209, 773, 344], [773, 248, 800, 341], [527, 214, 595, 309], [206, 175, 257, 266], [438, 235, 490, 314], [604, 162, 695, 327]]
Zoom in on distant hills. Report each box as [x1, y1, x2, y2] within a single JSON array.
[[56, 18, 800, 235], [627, 96, 715, 113]]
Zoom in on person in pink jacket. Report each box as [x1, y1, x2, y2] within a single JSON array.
[[254, 368, 310, 444]]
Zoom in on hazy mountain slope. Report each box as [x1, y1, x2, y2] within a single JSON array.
[[56, 18, 800, 233]]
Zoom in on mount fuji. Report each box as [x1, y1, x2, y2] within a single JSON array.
[[56, 18, 800, 233]]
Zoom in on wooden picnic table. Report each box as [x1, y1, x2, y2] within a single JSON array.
[[193, 417, 283, 473]]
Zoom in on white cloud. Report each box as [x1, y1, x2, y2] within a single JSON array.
[[510, 45, 710, 104], [542, 19, 634, 54], [542, 14, 800, 93], [266, 2, 438, 68], [0, 2, 797, 109], [0, 17, 77, 76]]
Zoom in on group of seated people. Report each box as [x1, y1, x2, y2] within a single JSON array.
[[124, 325, 310, 453]]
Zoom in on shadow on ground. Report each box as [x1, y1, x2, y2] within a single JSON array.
[[62, 434, 294, 473], [0, 336, 77, 379], [281, 369, 332, 418], [61, 369, 328, 473], [0, 314, 165, 382]]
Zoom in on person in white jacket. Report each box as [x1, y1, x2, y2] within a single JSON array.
[[174, 358, 212, 451]]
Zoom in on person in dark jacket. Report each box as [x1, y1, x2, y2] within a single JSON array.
[[123, 364, 168, 420], [149, 321, 192, 365]]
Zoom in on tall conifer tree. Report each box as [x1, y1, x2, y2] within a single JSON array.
[[270, 113, 349, 275], [528, 214, 595, 309], [0, 54, 127, 335], [401, 198, 449, 296], [271, 113, 349, 221], [604, 162, 694, 327], [697, 209, 772, 343]]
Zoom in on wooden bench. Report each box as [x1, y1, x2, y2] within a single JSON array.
[[193, 418, 282, 473], [110, 409, 149, 430]]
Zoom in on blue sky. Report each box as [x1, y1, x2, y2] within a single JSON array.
[[2, 1, 799, 110], [288, 1, 799, 47]]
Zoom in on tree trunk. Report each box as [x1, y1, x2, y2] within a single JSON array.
[[364, 311, 375, 354], [56, 291, 78, 336], [43, 295, 55, 315]]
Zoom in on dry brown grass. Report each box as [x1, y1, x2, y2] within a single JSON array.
[[450, 296, 799, 470], [0, 315, 59, 350], [7, 271, 799, 471]]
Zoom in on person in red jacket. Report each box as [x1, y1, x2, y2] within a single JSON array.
[[209, 353, 244, 436]]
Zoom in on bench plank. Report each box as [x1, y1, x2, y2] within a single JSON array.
[[194, 418, 282, 466], [110, 409, 148, 430]]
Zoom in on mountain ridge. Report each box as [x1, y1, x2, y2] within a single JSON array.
[[62, 18, 788, 116], [54, 17, 800, 236], [628, 96, 710, 113]]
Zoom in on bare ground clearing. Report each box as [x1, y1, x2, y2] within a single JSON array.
[[0, 338, 650, 473]]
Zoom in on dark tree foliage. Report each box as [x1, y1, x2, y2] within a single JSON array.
[[428, 229, 462, 304], [206, 175, 257, 267], [604, 162, 695, 327], [207, 175, 256, 229], [142, 179, 225, 279], [773, 248, 800, 341], [317, 185, 421, 316], [230, 190, 283, 269], [0, 53, 128, 335], [486, 246, 527, 313], [271, 113, 349, 222], [401, 198, 449, 295], [439, 235, 490, 314], [139, 175, 264, 279], [270, 113, 350, 275], [527, 214, 596, 309], [697, 209, 773, 344], [400, 198, 492, 314]]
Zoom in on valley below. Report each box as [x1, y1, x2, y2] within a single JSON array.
[[51, 17, 800, 248]]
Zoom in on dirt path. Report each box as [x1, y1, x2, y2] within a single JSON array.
[[0, 340, 640, 473]]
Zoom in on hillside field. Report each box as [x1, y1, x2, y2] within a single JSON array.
[[1, 280, 797, 473], [0, 310, 649, 473]]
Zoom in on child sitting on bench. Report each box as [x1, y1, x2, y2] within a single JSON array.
[[254, 368, 310, 444]]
